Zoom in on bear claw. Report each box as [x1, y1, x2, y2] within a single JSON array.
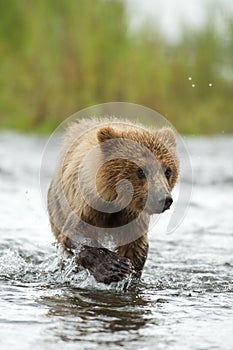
[[76, 246, 133, 284]]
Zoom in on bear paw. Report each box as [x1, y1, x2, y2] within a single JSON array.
[[76, 246, 133, 284]]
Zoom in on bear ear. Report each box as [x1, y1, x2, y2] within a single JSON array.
[[97, 126, 121, 143], [155, 128, 177, 148]]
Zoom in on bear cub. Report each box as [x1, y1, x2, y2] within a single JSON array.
[[47, 117, 179, 284]]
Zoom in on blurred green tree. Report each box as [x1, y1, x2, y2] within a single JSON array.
[[0, 0, 232, 134]]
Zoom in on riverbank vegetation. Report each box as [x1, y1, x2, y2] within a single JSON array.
[[0, 0, 232, 134]]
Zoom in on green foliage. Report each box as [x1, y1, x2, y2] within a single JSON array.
[[0, 0, 232, 134]]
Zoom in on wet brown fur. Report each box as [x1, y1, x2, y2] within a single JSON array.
[[47, 117, 179, 284]]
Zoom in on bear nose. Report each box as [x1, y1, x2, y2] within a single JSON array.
[[158, 195, 173, 211]]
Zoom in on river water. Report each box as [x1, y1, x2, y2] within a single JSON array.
[[0, 131, 233, 350]]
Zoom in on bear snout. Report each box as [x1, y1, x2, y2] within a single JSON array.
[[159, 194, 173, 212], [145, 192, 173, 214]]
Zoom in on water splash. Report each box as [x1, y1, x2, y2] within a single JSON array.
[[0, 249, 29, 279], [0, 242, 135, 291]]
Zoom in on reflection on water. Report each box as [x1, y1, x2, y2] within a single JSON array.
[[41, 288, 149, 339], [0, 132, 233, 350]]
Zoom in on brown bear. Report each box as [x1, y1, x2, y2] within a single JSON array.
[[47, 117, 179, 284]]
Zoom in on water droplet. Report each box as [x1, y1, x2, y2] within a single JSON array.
[[188, 77, 192, 81], [191, 84, 195, 88], [208, 83, 213, 87]]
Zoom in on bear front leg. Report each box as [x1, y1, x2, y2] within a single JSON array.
[[76, 246, 133, 284], [115, 233, 149, 279]]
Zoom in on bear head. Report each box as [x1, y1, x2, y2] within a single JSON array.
[[94, 124, 179, 216]]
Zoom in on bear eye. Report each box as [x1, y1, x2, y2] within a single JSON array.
[[137, 167, 146, 180], [165, 167, 172, 180]]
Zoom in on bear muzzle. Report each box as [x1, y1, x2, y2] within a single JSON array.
[[145, 192, 173, 214], [160, 194, 173, 212]]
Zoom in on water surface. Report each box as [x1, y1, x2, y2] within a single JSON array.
[[0, 132, 233, 350]]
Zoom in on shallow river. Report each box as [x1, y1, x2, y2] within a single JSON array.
[[0, 131, 233, 350]]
